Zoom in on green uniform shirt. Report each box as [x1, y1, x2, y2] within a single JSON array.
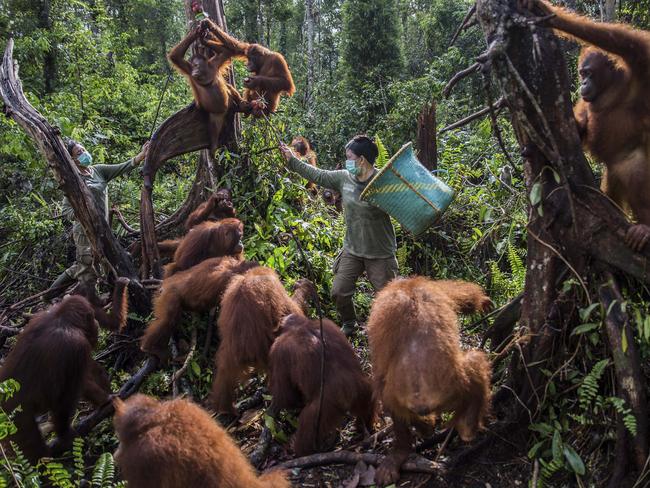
[[62, 159, 137, 241], [288, 156, 396, 259]]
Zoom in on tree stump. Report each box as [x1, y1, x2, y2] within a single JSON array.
[[416, 101, 437, 171]]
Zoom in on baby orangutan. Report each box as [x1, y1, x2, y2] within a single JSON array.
[[367, 277, 493, 486], [114, 394, 289, 488], [163, 218, 244, 278]]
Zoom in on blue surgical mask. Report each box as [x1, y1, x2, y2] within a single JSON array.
[[77, 151, 93, 166], [345, 159, 360, 176]]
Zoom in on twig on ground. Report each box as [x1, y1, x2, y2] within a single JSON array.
[[277, 450, 443, 475], [434, 428, 455, 462], [531, 459, 539, 488], [171, 328, 197, 386], [73, 356, 160, 436], [351, 423, 393, 450]]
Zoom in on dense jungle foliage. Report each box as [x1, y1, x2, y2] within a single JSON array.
[[1, 0, 650, 486]]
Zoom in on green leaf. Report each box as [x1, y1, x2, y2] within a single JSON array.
[[636, 309, 644, 338], [190, 361, 201, 377], [528, 440, 546, 459], [644, 315, 650, 342], [579, 303, 600, 321], [552, 430, 562, 460], [622, 327, 628, 353], [529, 423, 554, 436], [530, 182, 542, 205], [571, 323, 600, 336], [264, 414, 276, 431], [563, 445, 585, 475], [552, 169, 561, 184], [606, 299, 618, 316]]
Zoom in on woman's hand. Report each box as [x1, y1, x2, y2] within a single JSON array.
[[278, 142, 295, 162], [134, 141, 150, 165]]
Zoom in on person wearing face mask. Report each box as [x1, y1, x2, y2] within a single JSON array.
[[279, 134, 398, 337], [44, 138, 150, 299]]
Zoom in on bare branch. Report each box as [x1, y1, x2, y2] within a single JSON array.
[[448, 3, 477, 48], [440, 97, 505, 133], [442, 62, 480, 98], [277, 450, 443, 475]]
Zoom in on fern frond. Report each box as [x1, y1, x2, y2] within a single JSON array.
[[540, 456, 564, 485], [91, 452, 116, 488], [8, 443, 39, 487], [375, 136, 389, 169], [607, 396, 638, 436], [43, 461, 73, 488], [73, 437, 84, 483], [578, 359, 610, 410]]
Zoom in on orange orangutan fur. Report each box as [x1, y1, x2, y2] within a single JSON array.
[[163, 218, 244, 278], [114, 394, 289, 488], [268, 313, 376, 455], [210, 267, 312, 414], [367, 276, 492, 485], [140, 256, 258, 359]]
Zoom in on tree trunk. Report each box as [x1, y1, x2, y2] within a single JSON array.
[[0, 40, 149, 315], [139, 0, 239, 279], [599, 277, 648, 471], [243, 0, 259, 42], [603, 0, 618, 22], [38, 0, 56, 94], [304, 0, 316, 112], [475, 0, 649, 474], [416, 101, 437, 170]]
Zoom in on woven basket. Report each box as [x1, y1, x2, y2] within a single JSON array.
[[360, 142, 454, 235]]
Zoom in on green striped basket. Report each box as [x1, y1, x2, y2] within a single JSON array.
[[360, 142, 455, 235]]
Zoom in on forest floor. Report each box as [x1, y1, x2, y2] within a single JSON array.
[[223, 326, 531, 488], [1, 290, 531, 487]]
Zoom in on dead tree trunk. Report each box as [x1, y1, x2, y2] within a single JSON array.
[[139, 0, 239, 279], [139, 104, 212, 278], [304, 0, 316, 113], [603, 0, 618, 22], [416, 101, 437, 171], [154, 150, 216, 238], [475, 0, 649, 475], [0, 39, 149, 315]]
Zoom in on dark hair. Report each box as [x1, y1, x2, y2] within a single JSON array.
[[345, 135, 378, 164], [64, 138, 79, 156]]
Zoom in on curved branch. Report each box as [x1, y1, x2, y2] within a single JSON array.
[[74, 356, 160, 436], [1, 39, 150, 314]]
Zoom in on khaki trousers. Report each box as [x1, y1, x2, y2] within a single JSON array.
[[331, 249, 398, 325]]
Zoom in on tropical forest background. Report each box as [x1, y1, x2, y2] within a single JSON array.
[[1, 0, 650, 486]]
